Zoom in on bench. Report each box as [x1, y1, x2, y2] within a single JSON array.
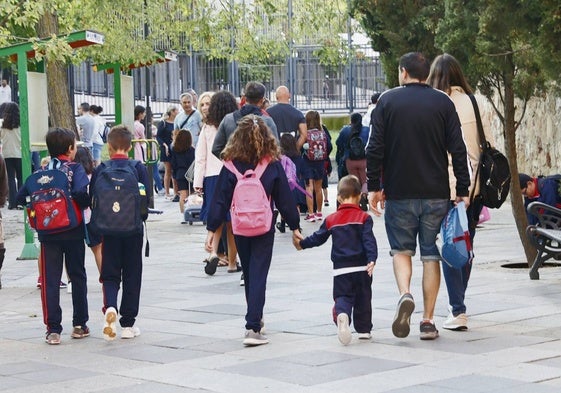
[[526, 201, 561, 279]]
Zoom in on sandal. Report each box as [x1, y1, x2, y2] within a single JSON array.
[[218, 258, 229, 267], [228, 263, 242, 273]]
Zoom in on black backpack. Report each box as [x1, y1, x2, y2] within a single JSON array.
[[469, 95, 511, 208], [90, 160, 148, 237], [348, 130, 366, 160]]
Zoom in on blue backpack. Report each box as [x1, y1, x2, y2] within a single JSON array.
[[439, 201, 473, 269], [24, 158, 83, 235], [90, 160, 148, 237]]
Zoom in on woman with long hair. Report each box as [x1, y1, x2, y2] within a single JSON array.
[[205, 115, 300, 346], [302, 110, 327, 222], [171, 129, 195, 214], [133, 105, 146, 162], [427, 53, 494, 331], [195, 91, 240, 275], [0, 102, 22, 209]]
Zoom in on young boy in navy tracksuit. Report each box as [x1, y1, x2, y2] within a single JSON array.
[[89, 125, 151, 341], [295, 175, 377, 345], [17, 128, 90, 345]]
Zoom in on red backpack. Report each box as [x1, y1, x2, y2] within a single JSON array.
[[223, 158, 273, 236], [305, 128, 328, 161]]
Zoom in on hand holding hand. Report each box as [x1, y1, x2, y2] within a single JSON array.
[[292, 229, 304, 250], [368, 191, 385, 217], [366, 261, 375, 277]]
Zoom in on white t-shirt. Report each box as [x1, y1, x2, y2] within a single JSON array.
[[0, 84, 11, 105]]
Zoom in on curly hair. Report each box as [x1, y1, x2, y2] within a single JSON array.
[[221, 115, 279, 164], [1, 102, 20, 129], [206, 90, 238, 128]]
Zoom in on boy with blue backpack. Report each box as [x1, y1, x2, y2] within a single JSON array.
[[18, 127, 90, 345], [89, 125, 151, 341]]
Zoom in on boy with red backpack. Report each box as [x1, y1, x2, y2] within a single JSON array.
[[17, 127, 90, 345]]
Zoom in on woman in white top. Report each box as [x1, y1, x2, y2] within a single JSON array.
[[194, 91, 241, 274], [427, 53, 494, 332], [0, 102, 22, 209], [90, 105, 106, 166]]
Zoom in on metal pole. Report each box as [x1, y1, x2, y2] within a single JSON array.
[[347, 0, 354, 113], [288, 0, 295, 104], [144, 0, 154, 207]]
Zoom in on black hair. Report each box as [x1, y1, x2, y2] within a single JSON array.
[[0, 102, 19, 129], [134, 105, 145, 121], [244, 81, 266, 104], [350, 112, 362, 134], [399, 52, 430, 81], [74, 146, 94, 175], [46, 127, 76, 157]]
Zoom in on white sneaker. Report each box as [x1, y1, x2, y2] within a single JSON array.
[[121, 326, 141, 339], [103, 307, 118, 341], [357, 332, 372, 340], [337, 313, 352, 345], [442, 312, 468, 331], [243, 329, 269, 346]]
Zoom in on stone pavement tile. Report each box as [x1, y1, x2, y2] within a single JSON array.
[[96, 344, 215, 364], [480, 362, 561, 383], [14, 366, 98, 384], [0, 376, 33, 391], [221, 354, 411, 386], [95, 381, 207, 393], [384, 385, 457, 393], [492, 384, 561, 393], [427, 375, 525, 392]]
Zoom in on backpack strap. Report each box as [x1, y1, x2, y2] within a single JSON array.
[[253, 157, 271, 179], [223, 160, 243, 180]]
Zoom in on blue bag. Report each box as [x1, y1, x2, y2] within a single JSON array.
[[439, 201, 473, 269]]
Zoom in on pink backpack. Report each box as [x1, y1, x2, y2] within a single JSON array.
[[223, 158, 273, 236]]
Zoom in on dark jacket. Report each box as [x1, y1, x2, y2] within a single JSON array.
[[366, 83, 470, 200], [170, 147, 195, 180], [17, 157, 90, 241], [206, 159, 299, 233], [336, 124, 369, 163], [300, 203, 378, 269], [524, 176, 561, 225]]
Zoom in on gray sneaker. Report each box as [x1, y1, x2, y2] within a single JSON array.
[[392, 293, 415, 338], [243, 329, 269, 346], [420, 320, 439, 340]]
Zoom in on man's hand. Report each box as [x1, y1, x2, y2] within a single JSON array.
[[292, 229, 304, 250], [368, 191, 385, 217], [366, 261, 375, 277]]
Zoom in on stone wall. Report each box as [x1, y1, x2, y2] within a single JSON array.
[[479, 93, 561, 176]]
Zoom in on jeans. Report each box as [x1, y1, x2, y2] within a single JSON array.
[[442, 200, 483, 316], [385, 199, 449, 261]]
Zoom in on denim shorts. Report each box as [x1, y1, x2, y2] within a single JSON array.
[[92, 143, 103, 162], [384, 199, 449, 261]]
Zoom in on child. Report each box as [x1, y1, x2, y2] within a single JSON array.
[[170, 129, 195, 214], [17, 128, 90, 344], [294, 175, 377, 345], [74, 146, 102, 275], [206, 115, 301, 346], [89, 125, 150, 341]]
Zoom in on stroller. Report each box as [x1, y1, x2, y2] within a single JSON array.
[[182, 163, 204, 225]]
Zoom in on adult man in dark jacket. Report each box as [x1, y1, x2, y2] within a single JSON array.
[[366, 52, 470, 341], [212, 82, 278, 158], [267, 86, 307, 150]]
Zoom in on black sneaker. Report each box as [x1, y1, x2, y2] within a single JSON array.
[[419, 320, 439, 340], [275, 220, 286, 233], [204, 256, 220, 276], [392, 293, 415, 338], [172, 195, 180, 202], [359, 194, 368, 211]]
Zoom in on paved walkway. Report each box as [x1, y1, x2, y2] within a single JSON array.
[[1, 187, 561, 393]]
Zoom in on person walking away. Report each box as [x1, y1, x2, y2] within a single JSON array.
[[366, 52, 470, 340], [427, 53, 494, 331], [205, 115, 300, 346], [76, 102, 96, 152], [17, 127, 90, 344], [294, 175, 376, 345], [267, 85, 308, 150], [89, 125, 151, 341]]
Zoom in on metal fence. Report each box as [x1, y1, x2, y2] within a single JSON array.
[[69, 44, 386, 119]]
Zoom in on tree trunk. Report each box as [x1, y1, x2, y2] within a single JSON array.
[[502, 70, 537, 266], [36, 12, 79, 138]]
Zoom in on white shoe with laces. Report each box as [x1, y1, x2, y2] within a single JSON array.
[[443, 312, 468, 331], [121, 326, 141, 339]]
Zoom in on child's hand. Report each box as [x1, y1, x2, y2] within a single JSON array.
[[205, 231, 214, 252], [366, 261, 375, 277], [292, 229, 303, 250]]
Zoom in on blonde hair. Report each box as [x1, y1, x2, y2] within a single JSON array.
[[221, 115, 279, 164], [197, 91, 214, 122], [163, 105, 177, 121]]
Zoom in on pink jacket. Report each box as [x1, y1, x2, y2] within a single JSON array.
[[193, 123, 224, 189], [133, 120, 146, 162]]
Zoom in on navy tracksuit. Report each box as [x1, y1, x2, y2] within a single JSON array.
[[89, 155, 151, 328], [300, 204, 378, 334], [206, 159, 300, 332], [17, 158, 90, 335]]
